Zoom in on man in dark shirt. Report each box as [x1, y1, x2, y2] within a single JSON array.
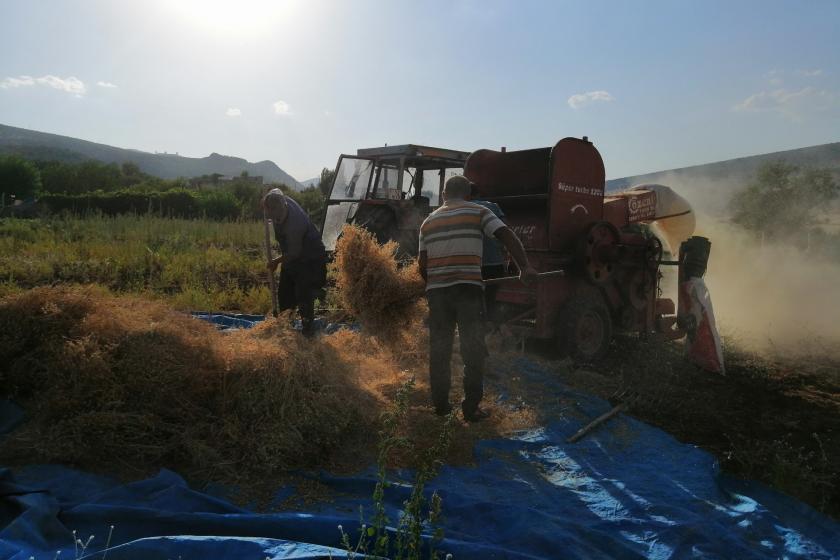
[[469, 196, 506, 325], [262, 188, 327, 337]]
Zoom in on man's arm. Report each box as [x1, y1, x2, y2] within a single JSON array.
[[494, 227, 538, 282], [418, 250, 428, 283]]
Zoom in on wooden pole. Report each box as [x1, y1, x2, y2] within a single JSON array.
[[566, 402, 628, 443], [263, 208, 279, 317]]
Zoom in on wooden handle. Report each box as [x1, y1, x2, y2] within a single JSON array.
[[566, 402, 628, 443], [263, 209, 279, 317]]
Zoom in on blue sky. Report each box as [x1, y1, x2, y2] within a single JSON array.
[[1, 0, 838, 181]]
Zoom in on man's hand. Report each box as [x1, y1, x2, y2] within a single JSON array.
[[520, 265, 539, 284], [267, 256, 283, 272], [495, 228, 538, 285]]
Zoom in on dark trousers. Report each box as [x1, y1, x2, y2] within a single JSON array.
[[278, 258, 327, 334], [427, 284, 487, 415]]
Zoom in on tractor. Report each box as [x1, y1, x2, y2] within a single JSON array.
[[320, 144, 469, 258]]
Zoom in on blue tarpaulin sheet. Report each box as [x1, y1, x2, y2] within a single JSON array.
[[190, 313, 350, 334], [2, 353, 839, 558], [190, 311, 265, 331]]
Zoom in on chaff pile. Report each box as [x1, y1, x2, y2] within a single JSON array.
[[0, 286, 384, 479]]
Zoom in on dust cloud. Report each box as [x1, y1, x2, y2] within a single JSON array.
[[699, 219, 840, 354], [644, 173, 840, 355]]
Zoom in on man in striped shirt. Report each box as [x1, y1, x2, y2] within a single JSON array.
[[419, 175, 537, 421]]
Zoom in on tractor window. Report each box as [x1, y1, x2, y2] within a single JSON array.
[[421, 168, 463, 207], [330, 157, 373, 201], [421, 170, 443, 206], [322, 201, 358, 252], [372, 165, 409, 200]]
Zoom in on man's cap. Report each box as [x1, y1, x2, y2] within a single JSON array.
[[263, 188, 289, 223]]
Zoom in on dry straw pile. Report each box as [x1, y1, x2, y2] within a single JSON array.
[[331, 225, 426, 350], [0, 286, 388, 480]]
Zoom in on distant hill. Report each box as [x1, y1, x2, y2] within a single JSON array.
[[0, 123, 303, 189], [299, 177, 321, 189], [607, 142, 840, 213]]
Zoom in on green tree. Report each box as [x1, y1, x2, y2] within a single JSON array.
[[121, 161, 142, 177], [0, 155, 42, 201], [229, 180, 264, 218], [37, 161, 76, 194], [75, 161, 122, 193], [731, 161, 839, 239], [317, 167, 336, 197]]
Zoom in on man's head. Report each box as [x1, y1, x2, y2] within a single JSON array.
[[443, 175, 472, 202], [261, 188, 289, 223]]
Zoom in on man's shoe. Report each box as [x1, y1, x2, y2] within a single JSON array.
[[463, 408, 491, 422], [434, 405, 452, 417]]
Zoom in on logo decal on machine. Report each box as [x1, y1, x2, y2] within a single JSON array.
[[628, 192, 657, 221], [570, 204, 589, 215], [557, 182, 602, 196]]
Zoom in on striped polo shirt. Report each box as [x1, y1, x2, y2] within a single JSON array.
[[418, 200, 506, 291]]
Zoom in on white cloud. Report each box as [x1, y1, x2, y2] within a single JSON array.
[[0, 76, 35, 88], [0, 74, 86, 96], [567, 90, 614, 109], [800, 69, 823, 77], [733, 87, 836, 120], [225, 107, 242, 117], [272, 99, 291, 116], [96, 81, 118, 88]]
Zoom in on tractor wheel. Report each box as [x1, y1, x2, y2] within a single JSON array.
[[556, 289, 613, 363]]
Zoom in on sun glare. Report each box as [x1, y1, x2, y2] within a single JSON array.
[[167, 0, 298, 36]]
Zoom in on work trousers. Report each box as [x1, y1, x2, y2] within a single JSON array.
[[427, 284, 487, 416], [278, 257, 327, 335]]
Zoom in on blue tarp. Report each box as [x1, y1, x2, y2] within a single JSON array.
[[2, 356, 839, 558], [191, 312, 357, 335], [190, 311, 265, 331]]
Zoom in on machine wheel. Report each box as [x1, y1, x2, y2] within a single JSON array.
[[556, 289, 613, 363], [578, 221, 621, 285]]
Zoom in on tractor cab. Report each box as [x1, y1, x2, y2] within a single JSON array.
[[321, 144, 469, 257]]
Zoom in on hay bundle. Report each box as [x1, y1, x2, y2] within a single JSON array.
[[331, 225, 426, 341], [0, 286, 381, 479]]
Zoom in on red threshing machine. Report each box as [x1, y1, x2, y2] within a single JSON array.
[[466, 137, 714, 362]]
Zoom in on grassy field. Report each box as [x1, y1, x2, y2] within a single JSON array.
[[0, 215, 273, 312]]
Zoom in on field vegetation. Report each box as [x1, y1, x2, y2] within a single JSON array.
[[0, 215, 273, 311]]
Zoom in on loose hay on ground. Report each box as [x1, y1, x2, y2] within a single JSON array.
[[0, 286, 387, 481], [0, 278, 541, 502]]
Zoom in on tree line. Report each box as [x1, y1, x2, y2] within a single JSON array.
[[0, 154, 332, 223]]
